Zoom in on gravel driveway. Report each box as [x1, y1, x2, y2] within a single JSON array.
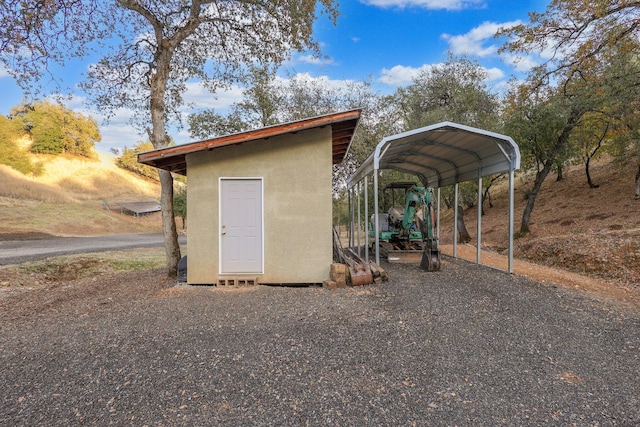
[[0, 233, 187, 265], [1, 257, 639, 426]]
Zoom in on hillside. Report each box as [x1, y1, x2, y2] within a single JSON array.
[[1, 151, 638, 295], [0, 152, 163, 237], [438, 155, 640, 291]]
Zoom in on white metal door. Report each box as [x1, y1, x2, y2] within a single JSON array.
[[220, 178, 263, 274]]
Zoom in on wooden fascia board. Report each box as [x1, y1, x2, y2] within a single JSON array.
[[139, 110, 360, 165]]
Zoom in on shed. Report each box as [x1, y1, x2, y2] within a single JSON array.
[[138, 109, 361, 285], [347, 122, 520, 272]]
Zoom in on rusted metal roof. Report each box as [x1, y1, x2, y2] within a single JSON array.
[[138, 109, 361, 176]]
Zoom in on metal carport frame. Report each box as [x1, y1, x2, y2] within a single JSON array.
[[347, 122, 520, 273]]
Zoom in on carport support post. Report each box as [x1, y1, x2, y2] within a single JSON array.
[[357, 182, 362, 257], [348, 188, 353, 249], [364, 176, 369, 262], [437, 187, 441, 241], [374, 168, 380, 265], [477, 174, 482, 265], [453, 183, 459, 258], [508, 167, 515, 273]]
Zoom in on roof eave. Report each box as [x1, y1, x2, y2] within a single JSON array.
[[138, 109, 361, 176]]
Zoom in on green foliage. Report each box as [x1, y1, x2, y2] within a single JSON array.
[[499, 1, 640, 174], [394, 55, 501, 132], [11, 101, 100, 158], [439, 183, 477, 210], [0, 115, 43, 175], [189, 65, 286, 140], [189, 109, 249, 140], [189, 70, 383, 197], [332, 193, 349, 227], [116, 142, 159, 181], [189, 69, 377, 141], [173, 185, 187, 229]]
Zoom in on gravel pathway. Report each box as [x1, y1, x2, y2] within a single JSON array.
[[1, 257, 639, 426]]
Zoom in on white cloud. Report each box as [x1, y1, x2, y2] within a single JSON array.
[[378, 64, 434, 86], [360, 0, 484, 11], [442, 20, 522, 57], [0, 66, 9, 79], [91, 108, 145, 150], [484, 66, 505, 81], [378, 63, 505, 86], [183, 81, 244, 111], [297, 54, 336, 66], [502, 52, 539, 73], [280, 72, 359, 91]]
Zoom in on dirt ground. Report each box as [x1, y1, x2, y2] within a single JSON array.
[[434, 157, 640, 304], [441, 244, 640, 310]]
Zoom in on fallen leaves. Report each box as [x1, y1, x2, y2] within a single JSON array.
[[559, 372, 582, 384]]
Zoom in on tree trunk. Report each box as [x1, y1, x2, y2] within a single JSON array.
[[521, 164, 553, 234], [635, 162, 640, 200], [556, 163, 563, 181], [149, 44, 181, 276], [481, 188, 492, 215], [457, 205, 471, 243], [585, 156, 599, 188], [521, 107, 585, 234], [481, 174, 502, 215], [584, 128, 604, 188], [159, 169, 181, 276]]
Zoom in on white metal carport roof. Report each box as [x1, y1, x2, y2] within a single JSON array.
[[346, 121, 521, 273], [348, 121, 520, 188]]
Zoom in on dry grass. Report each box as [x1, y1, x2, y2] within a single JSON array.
[[32, 153, 159, 201], [0, 152, 163, 236], [0, 197, 163, 236], [0, 165, 74, 203], [0, 247, 169, 288], [0, 152, 159, 202]]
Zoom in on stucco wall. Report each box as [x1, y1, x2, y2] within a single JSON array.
[[186, 126, 333, 284]]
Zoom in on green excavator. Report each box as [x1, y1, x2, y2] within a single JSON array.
[[369, 182, 441, 270]]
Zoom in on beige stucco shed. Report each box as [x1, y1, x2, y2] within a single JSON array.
[[138, 109, 361, 285]]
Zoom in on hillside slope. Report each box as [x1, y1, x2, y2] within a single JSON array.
[[0, 153, 163, 236], [439, 156, 640, 289]]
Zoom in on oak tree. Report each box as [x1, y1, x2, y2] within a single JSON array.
[[1, 1, 339, 275], [499, 0, 640, 84], [499, 0, 640, 199], [11, 101, 100, 158], [392, 55, 501, 242]]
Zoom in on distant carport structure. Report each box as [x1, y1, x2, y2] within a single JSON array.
[[347, 122, 521, 272]]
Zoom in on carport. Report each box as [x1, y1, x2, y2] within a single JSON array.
[[347, 122, 520, 273]]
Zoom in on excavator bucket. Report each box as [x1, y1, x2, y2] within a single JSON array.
[[420, 238, 441, 272]]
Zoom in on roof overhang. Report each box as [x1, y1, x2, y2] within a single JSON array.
[[138, 109, 362, 176], [348, 121, 520, 188]]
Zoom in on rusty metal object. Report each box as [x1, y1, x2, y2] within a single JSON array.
[[349, 263, 374, 286]]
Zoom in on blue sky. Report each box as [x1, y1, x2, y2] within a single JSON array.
[[0, 0, 549, 154]]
